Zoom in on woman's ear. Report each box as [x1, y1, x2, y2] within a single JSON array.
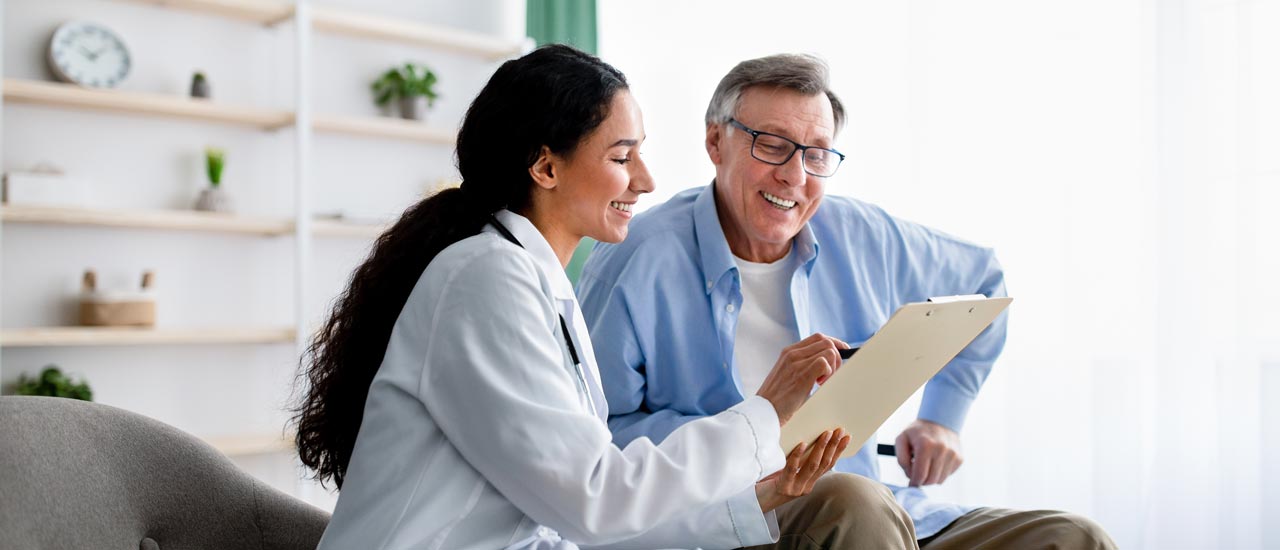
[[528, 146, 558, 190]]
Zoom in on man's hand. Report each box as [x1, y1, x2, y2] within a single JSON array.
[[755, 333, 851, 426], [755, 428, 851, 513], [895, 419, 963, 486]]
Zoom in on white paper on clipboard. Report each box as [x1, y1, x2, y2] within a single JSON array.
[[779, 295, 1012, 458]]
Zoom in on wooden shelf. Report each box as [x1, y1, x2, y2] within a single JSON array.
[[116, 0, 294, 25], [313, 218, 387, 238], [310, 6, 525, 60], [113, 0, 525, 60], [2, 78, 293, 130], [0, 327, 297, 347], [204, 433, 294, 457], [2, 205, 292, 236], [3, 79, 457, 143], [2, 205, 388, 238], [314, 113, 455, 144]]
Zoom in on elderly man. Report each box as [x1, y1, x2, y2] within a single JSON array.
[[577, 54, 1116, 549]]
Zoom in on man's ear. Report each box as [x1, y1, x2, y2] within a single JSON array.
[[705, 123, 724, 166], [529, 146, 557, 190]]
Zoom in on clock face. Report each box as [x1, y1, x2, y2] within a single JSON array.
[[47, 21, 131, 88]]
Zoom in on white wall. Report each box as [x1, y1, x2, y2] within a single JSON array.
[[0, 0, 6, 384], [601, 1, 1279, 548], [2, 0, 521, 507]]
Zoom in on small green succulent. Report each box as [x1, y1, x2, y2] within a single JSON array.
[[206, 147, 225, 187], [371, 62, 439, 107], [15, 365, 93, 401]]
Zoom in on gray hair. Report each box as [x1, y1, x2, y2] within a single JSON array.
[[704, 53, 845, 133]]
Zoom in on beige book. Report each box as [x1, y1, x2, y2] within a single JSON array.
[[781, 295, 1013, 458]]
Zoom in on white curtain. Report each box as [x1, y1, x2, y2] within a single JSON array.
[[600, 0, 1279, 547]]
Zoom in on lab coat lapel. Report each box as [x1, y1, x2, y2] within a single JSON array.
[[488, 211, 608, 421]]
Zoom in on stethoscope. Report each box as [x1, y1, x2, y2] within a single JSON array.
[[489, 215, 600, 417]]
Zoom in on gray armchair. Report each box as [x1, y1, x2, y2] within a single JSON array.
[[0, 396, 329, 549]]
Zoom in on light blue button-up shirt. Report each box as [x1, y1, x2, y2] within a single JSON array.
[[577, 184, 1009, 539]]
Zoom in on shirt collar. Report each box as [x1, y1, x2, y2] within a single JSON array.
[[692, 182, 821, 295], [485, 210, 576, 302], [795, 219, 820, 272]]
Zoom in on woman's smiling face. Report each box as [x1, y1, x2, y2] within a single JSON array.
[[536, 91, 654, 252]]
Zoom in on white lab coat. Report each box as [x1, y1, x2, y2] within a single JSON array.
[[318, 210, 785, 550]]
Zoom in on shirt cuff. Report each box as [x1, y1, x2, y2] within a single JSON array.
[[918, 378, 976, 433], [725, 486, 781, 546], [727, 395, 786, 476]]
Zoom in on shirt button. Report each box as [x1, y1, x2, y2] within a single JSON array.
[[706, 280, 713, 290], [726, 304, 736, 313]]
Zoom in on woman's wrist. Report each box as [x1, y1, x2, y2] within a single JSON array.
[[754, 479, 789, 513]]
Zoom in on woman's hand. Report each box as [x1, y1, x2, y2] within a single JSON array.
[[755, 428, 852, 513], [755, 333, 850, 426]]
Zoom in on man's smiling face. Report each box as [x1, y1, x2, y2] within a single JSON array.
[[706, 85, 837, 263]]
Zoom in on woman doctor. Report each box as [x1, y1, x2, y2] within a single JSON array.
[[294, 45, 852, 550]]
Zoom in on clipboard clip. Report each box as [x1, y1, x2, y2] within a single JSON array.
[[926, 294, 987, 304]]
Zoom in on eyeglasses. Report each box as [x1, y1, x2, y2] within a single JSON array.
[[727, 119, 845, 178]]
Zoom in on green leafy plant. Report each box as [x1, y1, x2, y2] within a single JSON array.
[[205, 147, 225, 188], [15, 365, 93, 401], [371, 62, 439, 107]]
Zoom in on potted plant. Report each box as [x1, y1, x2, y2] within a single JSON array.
[[190, 71, 211, 98], [14, 365, 93, 401], [371, 62, 439, 121], [194, 147, 232, 212]]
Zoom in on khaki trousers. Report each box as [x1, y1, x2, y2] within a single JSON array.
[[740, 474, 1117, 550], [919, 507, 1118, 550], [741, 473, 917, 549]]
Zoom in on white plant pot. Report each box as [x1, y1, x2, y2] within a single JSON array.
[[194, 187, 233, 213], [399, 96, 430, 121]]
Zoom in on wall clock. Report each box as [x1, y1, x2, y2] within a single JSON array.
[[47, 21, 132, 88]]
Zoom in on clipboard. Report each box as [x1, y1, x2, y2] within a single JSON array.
[[780, 295, 1012, 458]]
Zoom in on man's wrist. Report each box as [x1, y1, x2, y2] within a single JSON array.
[[918, 381, 975, 433]]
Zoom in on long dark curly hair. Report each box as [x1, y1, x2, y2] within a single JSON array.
[[292, 44, 628, 489]]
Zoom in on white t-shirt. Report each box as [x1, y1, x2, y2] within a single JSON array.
[[732, 250, 800, 396]]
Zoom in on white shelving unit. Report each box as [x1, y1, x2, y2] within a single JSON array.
[[0, 0, 526, 499], [1, 1, 519, 340]]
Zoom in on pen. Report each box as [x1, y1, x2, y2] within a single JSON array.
[[839, 347, 859, 359]]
